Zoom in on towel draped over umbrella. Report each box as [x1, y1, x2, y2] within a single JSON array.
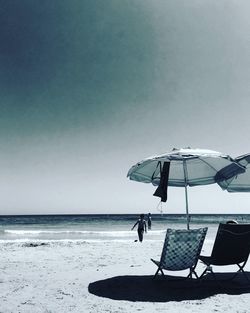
[[153, 161, 170, 202]]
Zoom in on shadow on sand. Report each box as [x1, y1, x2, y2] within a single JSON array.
[[88, 273, 250, 302]]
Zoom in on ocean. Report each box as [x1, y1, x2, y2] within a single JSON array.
[[0, 214, 248, 243]]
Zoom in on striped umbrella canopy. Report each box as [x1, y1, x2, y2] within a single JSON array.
[[127, 148, 245, 229]]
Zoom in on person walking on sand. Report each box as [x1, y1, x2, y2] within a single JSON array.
[[131, 214, 147, 242], [147, 213, 152, 230]]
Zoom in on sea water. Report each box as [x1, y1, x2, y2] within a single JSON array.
[[0, 214, 249, 243]]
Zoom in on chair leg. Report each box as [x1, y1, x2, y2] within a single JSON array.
[[153, 268, 160, 279], [199, 265, 211, 278], [220, 261, 250, 283], [153, 267, 164, 279], [187, 268, 199, 279], [200, 263, 250, 287], [192, 270, 199, 279], [200, 267, 208, 278], [235, 262, 250, 283]]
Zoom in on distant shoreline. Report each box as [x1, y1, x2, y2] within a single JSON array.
[[1, 213, 250, 217]]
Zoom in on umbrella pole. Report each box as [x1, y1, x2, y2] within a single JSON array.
[[184, 184, 190, 230], [183, 160, 190, 230]]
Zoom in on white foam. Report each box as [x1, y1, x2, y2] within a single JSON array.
[[0, 238, 163, 245], [4, 229, 165, 237]]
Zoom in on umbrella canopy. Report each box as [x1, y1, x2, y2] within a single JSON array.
[[218, 154, 250, 192], [127, 148, 245, 229]]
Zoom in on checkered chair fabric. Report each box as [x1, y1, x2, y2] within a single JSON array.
[[159, 228, 207, 271]]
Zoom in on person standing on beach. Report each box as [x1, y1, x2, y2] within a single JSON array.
[[131, 214, 147, 242], [147, 213, 152, 230]]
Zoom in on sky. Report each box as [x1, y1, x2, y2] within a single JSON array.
[[1, 0, 250, 215]]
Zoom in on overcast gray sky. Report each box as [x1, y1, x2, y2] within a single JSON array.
[[1, 0, 250, 215]]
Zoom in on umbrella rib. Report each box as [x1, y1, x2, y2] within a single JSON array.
[[151, 161, 162, 181], [199, 158, 222, 174]]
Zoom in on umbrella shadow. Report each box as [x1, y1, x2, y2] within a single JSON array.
[[88, 273, 250, 302]]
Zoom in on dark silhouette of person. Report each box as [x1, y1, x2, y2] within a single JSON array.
[[147, 213, 152, 230], [131, 214, 147, 242]]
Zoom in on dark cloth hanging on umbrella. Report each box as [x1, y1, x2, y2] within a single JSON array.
[[153, 162, 170, 202], [215, 163, 245, 182]]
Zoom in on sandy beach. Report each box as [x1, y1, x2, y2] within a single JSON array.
[[1, 230, 250, 313]]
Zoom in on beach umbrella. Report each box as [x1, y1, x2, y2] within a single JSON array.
[[127, 148, 245, 229], [218, 154, 250, 192]]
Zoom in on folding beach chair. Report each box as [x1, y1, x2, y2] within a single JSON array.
[[199, 223, 250, 281], [151, 227, 208, 279]]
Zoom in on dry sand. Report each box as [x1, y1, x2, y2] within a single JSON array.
[[0, 235, 250, 313]]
